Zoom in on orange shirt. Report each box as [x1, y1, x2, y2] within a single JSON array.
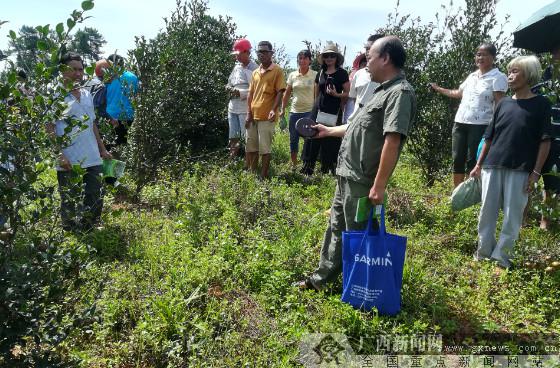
[[249, 63, 286, 121]]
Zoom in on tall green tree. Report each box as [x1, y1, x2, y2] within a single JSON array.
[[377, 0, 513, 185], [7, 25, 106, 73], [7, 25, 45, 73], [70, 26, 106, 64]]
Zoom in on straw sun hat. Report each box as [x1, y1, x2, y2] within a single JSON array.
[[318, 41, 344, 66]]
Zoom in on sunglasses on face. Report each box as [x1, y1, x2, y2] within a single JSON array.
[[257, 50, 272, 54], [323, 53, 337, 59]]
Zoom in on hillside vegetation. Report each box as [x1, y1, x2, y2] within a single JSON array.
[[4, 132, 559, 367]]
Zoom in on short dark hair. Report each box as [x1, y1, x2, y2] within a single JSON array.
[[367, 33, 385, 43], [59, 52, 82, 65], [107, 53, 125, 66], [478, 43, 497, 58], [377, 36, 406, 69], [297, 49, 312, 60], [257, 41, 273, 51]]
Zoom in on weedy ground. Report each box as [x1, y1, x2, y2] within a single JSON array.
[[4, 131, 560, 367]]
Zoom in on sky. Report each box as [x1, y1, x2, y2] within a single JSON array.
[[0, 0, 555, 67]]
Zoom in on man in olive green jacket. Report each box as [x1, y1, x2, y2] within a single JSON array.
[[297, 36, 417, 291]]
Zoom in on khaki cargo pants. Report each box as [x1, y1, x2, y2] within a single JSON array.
[[309, 176, 373, 290]]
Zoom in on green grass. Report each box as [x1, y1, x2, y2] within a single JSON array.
[[5, 129, 560, 367]]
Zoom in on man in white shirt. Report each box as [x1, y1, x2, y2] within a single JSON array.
[[347, 34, 385, 123], [48, 52, 112, 232], [226, 39, 258, 158]]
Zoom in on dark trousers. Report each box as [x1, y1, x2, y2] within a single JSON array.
[[452, 122, 487, 174], [57, 165, 104, 230], [301, 137, 342, 175], [105, 120, 133, 150]]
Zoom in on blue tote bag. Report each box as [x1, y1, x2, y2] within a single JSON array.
[[341, 207, 407, 315]]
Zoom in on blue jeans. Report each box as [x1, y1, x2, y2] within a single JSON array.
[[0, 214, 6, 228], [228, 112, 247, 139], [288, 111, 312, 153]]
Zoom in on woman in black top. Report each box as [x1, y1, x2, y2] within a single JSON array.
[[470, 55, 552, 269], [301, 41, 350, 175]]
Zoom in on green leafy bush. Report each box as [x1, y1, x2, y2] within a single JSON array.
[[127, 0, 237, 187], [1, 1, 101, 365], [0, 1, 97, 248], [5, 25, 106, 76], [379, 0, 514, 185]]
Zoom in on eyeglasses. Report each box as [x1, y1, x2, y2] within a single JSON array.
[[322, 53, 337, 59], [257, 50, 272, 54]]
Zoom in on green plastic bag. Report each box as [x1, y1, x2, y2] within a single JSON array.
[[354, 195, 388, 222], [450, 177, 481, 212], [102, 159, 126, 179]]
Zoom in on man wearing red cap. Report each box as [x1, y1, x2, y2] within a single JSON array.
[[226, 39, 258, 158], [83, 59, 110, 119]]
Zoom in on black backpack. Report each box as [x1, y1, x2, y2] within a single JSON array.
[[90, 82, 109, 119]]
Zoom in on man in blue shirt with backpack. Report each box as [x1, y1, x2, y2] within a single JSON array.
[[93, 54, 139, 148]]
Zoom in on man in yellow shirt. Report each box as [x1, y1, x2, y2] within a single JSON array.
[[246, 41, 286, 178]]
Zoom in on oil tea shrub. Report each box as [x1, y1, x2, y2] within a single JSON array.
[[378, 0, 513, 185], [128, 0, 237, 187], [1, 3, 106, 365]]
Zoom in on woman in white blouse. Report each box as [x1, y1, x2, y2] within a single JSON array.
[[430, 43, 507, 188]]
